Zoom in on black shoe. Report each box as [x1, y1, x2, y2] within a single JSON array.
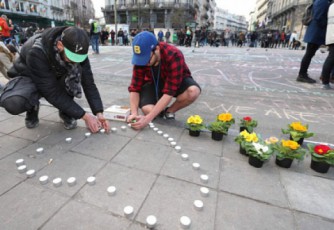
[[160, 107, 175, 120], [25, 105, 39, 129], [296, 74, 316, 83], [59, 111, 77, 130]]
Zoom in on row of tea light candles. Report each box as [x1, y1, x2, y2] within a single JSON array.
[[15, 123, 211, 229]]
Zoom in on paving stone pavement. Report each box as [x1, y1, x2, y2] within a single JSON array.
[[0, 45, 333, 230]]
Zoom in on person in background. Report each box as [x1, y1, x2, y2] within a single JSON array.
[[127, 31, 201, 130], [165, 29, 171, 43], [320, 2, 334, 89], [0, 27, 110, 133], [296, 0, 331, 83], [158, 30, 164, 42], [110, 29, 115, 45], [0, 42, 16, 89], [117, 28, 124, 46], [0, 14, 13, 41], [89, 19, 100, 54]]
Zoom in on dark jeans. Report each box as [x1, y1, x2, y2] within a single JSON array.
[[321, 44, 334, 84], [299, 43, 320, 75]]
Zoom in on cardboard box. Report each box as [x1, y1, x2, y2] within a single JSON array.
[[104, 105, 130, 121]]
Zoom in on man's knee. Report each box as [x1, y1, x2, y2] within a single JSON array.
[[1, 96, 28, 115], [186, 86, 201, 101]]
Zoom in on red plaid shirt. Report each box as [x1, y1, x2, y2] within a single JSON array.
[[128, 42, 192, 96]]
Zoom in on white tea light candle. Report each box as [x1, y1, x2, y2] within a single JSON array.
[[107, 186, 117, 196], [193, 200, 204, 211], [67, 177, 76, 186], [53, 178, 62, 187], [17, 165, 27, 173], [200, 174, 209, 183], [39, 175, 49, 185], [15, 159, 24, 167], [123, 205, 134, 217], [87, 176, 96, 185], [146, 215, 157, 228], [180, 216, 191, 229], [192, 162, 200, 170], [200, 187, 210, 197]]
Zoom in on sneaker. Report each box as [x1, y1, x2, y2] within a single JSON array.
[[296, 74, 316, 83], [25, 105, 39, 129], [163, 107, 175, 120], [59, 111, 77, 130], [322, 84, 332, 90]]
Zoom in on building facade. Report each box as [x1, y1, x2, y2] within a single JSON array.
[[102, 0, 216, 30], [0, 0, 94, 29], [268, 0, 311, 35], [214, 8, 247, 33], [256, 0, 269, 28]]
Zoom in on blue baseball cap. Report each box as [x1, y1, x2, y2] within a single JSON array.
[[132, 31, 158, 66]]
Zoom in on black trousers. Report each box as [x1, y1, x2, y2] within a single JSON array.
[[299, 43, 320, 75], [321, 44, 334, 84]]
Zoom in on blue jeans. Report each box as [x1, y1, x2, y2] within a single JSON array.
[[91, 34, 99, 54]]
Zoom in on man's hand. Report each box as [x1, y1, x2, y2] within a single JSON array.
[[126, 114, 137, 123], [82, 113, 110, 133], [96, 113, 110, 132], [130, 115, 150, 130]]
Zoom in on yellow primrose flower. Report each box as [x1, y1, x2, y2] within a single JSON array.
[[282, 140, 300, 150], [290, 122, 307, 132], [218, 113, 233, 122], [194, 117, 203, 124], [240, 130, 250, 138], [187, 116, 195, 124], [245, 132, 258, 142]]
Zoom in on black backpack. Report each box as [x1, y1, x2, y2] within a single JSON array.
[[302, 3, 313, 26]]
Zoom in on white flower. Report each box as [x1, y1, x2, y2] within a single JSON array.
[[252, 142, 269, 153]]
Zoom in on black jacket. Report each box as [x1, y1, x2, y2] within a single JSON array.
[[8, 26, 104, 119]]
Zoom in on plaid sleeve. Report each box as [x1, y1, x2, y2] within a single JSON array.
[[128, 66, 148, 92]]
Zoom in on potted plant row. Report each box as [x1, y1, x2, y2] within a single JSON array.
[[185, 113, 235, 141]]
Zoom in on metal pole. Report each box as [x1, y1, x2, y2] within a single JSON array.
[[114, 0, 117, 34]]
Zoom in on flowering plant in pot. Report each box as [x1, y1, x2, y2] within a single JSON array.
[[273, 139, 307, 168], [185, 115, 205, 137], [239, 116, 258, 133], [282, 121, 314, 145], [234, 130, 259, 155], [244, 140, 274, 168], [307, 144, 334, 173], [216, 113, 235, 134], [207, 121, 226, 141]]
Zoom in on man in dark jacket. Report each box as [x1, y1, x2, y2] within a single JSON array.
[[0, 26, 110, 133], [297, 0, 331, 83]]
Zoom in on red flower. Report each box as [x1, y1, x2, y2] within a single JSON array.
[[243, 116, 252, 122], [314, 145, 331, 155]]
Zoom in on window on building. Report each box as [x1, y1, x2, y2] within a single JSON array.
[[132, 0, 137, 4], [16, 2, 24, 12], [29, 4, 37, 13], [0, 0, 9, 10], [144, 0, 150, 4], [174, 0, 180, 3]]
